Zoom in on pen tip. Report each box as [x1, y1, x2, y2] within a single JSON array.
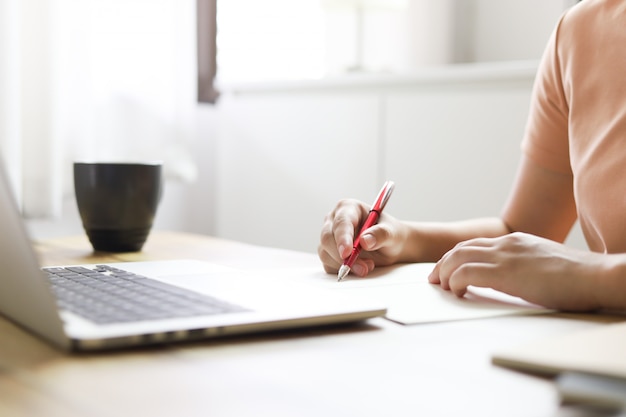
[[337, 265, 350, 282]]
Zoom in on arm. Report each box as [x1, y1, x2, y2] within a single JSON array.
[[318, 154, 576, 277], [418, 152, 578, 260], [318, 202, 511, 278], [428, 230, 626, 311], [501, 155, 577, 241], [427, 156, 625, 311]]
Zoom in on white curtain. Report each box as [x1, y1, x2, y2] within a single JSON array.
[[0, 0, 25, 210], [0, 0, 197, 219]]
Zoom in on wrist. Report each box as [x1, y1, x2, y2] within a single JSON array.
[[399, 218, 511, 263], [399, 222, 448, 263], [594, 253, 626, 311]]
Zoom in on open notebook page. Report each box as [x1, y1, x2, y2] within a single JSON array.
[[272, 263, 550, 325]]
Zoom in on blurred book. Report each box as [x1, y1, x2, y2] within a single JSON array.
[[493, 321, 626, 411]]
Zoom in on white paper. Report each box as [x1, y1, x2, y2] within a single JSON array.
[[273, 263, 550, 325]]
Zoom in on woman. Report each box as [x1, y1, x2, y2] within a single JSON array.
[[318, 0, 626, 311]]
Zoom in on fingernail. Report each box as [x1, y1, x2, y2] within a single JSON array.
[[427, 266, 437, 282], [351, 263, 367, 277], [361, 233, 376, 249]]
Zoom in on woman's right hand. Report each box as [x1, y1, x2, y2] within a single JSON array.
[[317, 198, 409, 278]]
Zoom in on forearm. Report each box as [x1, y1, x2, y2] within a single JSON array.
[[399, 217, 512, 263]]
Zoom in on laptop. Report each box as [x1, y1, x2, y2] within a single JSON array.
[[0, 165, 386, 351]]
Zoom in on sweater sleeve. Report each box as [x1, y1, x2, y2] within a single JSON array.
[[521, 14, 573, 175]]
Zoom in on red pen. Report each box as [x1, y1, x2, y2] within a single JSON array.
[[337, 180, 395, 281]]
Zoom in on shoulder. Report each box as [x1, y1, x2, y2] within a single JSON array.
[[557, 0, 625, 42], [552, 0, 626, 80]]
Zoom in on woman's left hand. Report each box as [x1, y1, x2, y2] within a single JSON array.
[[428, 232, 604, 311]]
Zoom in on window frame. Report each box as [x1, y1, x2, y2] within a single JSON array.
[[197, 0, 219, 103]]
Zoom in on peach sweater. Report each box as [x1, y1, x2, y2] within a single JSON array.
[[522, 0, 626, 253]]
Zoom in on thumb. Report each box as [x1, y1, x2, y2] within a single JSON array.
[[359, 222, 395, 251], [359, 231, 378, 251]]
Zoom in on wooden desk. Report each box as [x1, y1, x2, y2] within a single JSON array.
[[1, 231, 622, 417]]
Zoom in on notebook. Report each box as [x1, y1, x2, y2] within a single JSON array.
[[492, 321, 626, 410], [492, 321, 626, 379], [0, 165, 386, 351]]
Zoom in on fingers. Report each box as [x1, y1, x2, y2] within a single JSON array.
[[318, 199, 400, 278], [317, 240, 375, 276], [351, 258, 376, 277], [428, 237, 502, 297], [442, 262, 500, 297], [318, 199, 367, 273]]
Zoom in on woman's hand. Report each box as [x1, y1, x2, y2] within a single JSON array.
[[428, 232, 606, 311], [318, 199, 409, 277]]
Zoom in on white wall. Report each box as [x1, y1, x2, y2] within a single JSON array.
[[211, 0, 587, 253], [464, 0, 570, 63], [215, 64, 585, 253]]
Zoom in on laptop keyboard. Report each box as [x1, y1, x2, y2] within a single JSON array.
[[43, 265, 249, 324]]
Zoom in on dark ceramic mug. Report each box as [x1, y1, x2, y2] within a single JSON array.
[[74, 162, 163, 252]]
